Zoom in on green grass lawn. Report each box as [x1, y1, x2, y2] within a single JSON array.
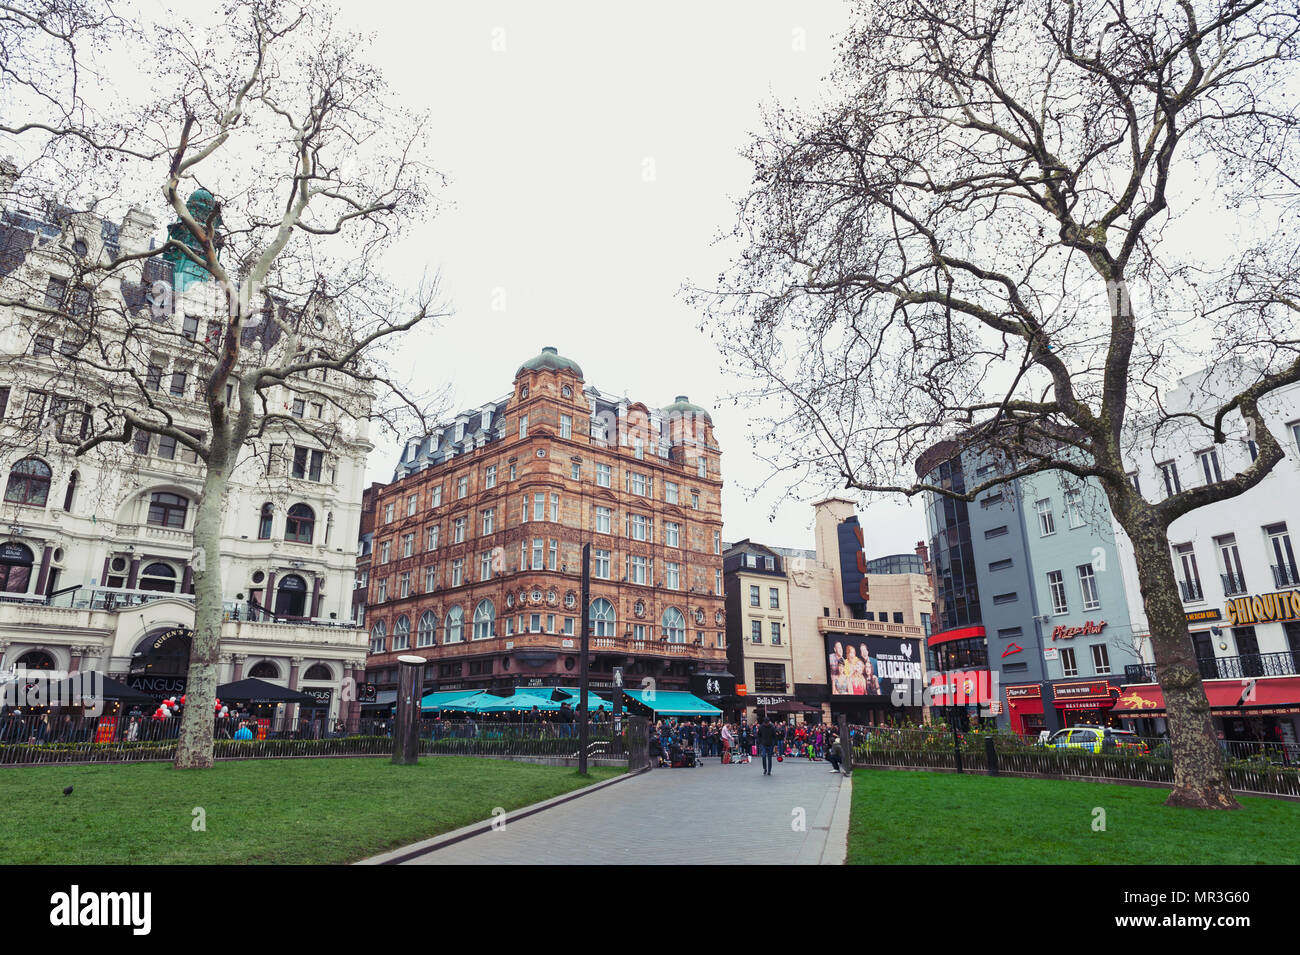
[[849, 770, 1300, 865], [0, 757, 623, 864]]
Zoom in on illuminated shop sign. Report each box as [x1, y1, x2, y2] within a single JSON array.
[[1051, 620, 1107, 641], [1225, 591, 1300, 626]]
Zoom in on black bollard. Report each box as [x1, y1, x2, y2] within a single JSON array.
[[392, 655, 425, 765]]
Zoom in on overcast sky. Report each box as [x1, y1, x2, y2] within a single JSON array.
[[150, 0, 931, 558]]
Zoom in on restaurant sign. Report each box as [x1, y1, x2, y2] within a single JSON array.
[[1053, 681, 1114, 701], [1225, 590, 1300, 626], [1185, 608, 1222, 624], [1005, 684, 1041, 700], [300, 687, 332, 708], [1051, 620, 1106, 641]]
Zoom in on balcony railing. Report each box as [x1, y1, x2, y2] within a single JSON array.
[[1272, 563, 1300, 588], [1206, 651, 1300, 679], [1221, 572, 1248, 596], [382, 631, 726, 661], [817, 616, 925, 638], [1124, 663, 1159, 684], [1126, 653, 1300, 684], [1178, 578, 1203, 602]]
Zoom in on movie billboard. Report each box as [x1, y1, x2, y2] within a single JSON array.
[[825, 633, 923, 700]]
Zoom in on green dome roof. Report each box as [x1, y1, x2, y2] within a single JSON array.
[[516, 346, 583, 379], [185, 188, 217, 219], [660, 395, 712, 423]]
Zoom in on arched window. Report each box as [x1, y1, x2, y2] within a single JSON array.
[[258, 503, 274, 540], [473, 599, 495, 640], [393, 614, 411, 650], [662, 606, 686, 643], [285, 503, 315, 543], [0, 542, 34, 594], [273, 573, 308, 618], [147, 491, 188, 528], [444, 605, 464, 644], [370, 621, 387, 654], [589, 597, 616, 638], [138, 562, 177, 593], [63, 469, 79, 512], [16, 649, 55, 670], [417, 610, 437, 647], [4, 457, 52, 507], [304, 663, 332, 681], [248, 660, 279, 679]]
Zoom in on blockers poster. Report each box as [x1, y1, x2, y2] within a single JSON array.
[[826, 633, 923, 700]]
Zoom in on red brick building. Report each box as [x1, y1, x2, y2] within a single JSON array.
[[363, 347, 728, 699]]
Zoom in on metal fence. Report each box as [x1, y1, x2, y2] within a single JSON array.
[[0, 713, 640, 766], [848, 724, 1300, 798]]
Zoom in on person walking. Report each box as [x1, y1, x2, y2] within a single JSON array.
[[758, 717, 778, 775], [721, 721, 734, 763]]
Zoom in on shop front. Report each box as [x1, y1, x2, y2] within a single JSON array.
[[928, 668, 996, 730], [1004, 683, 1045, 736], [1050, 680, 1121, 728], [1114, 676, 1300, 748]]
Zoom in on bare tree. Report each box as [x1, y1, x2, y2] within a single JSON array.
[[1, 0, 446, 767], [693, 0, 1300, 807]]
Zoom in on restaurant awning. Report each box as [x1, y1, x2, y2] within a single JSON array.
[[763, 700, 821, 714], [620, 689, 721, 716], [31, 672, 157, 705], [1114, 676, 1300, 715], [215, 678, 318, 704]]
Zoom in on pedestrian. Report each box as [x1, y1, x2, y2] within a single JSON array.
[[721, 721, 734, 763], [758, 717, 778, 775], [827, 734, 843, 773]]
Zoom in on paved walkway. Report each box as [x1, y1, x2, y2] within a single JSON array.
[[389, 756, 851, 865]]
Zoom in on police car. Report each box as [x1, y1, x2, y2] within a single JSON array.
[[1042, 725, 1149, 755]]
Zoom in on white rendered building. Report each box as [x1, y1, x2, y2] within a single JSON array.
[[1112, 366, 1300, 748], [0, 172, 370, 723]]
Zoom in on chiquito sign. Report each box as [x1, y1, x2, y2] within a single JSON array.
[[1225, 590, 1300, 626]]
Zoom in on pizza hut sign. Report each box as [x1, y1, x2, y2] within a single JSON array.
[[1051, 620, 1107, 641]]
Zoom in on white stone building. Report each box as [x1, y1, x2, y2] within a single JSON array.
[[0, 176, 369, 723], [1112, 366, 1300, 748]]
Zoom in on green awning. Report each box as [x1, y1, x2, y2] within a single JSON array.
[[619, 689, 721, 716]]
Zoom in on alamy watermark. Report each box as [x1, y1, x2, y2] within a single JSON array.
[[2, 669, 104, 716]]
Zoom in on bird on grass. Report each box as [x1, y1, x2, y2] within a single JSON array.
[[62, 786, 73, 796]]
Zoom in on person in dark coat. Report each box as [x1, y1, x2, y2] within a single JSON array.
[[758, 718, 778, 775]]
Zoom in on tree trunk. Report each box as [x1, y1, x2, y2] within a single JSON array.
[[1118, 504, 1239, 809], [172, 455, 231, 769]]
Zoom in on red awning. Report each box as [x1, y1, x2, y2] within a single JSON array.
[[1114, 676, 1300, 713]]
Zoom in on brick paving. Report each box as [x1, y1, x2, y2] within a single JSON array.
[[398, 755, 850, 865]]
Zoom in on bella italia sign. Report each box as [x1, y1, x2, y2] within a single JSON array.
[[1225, 590, 1300, 626]]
